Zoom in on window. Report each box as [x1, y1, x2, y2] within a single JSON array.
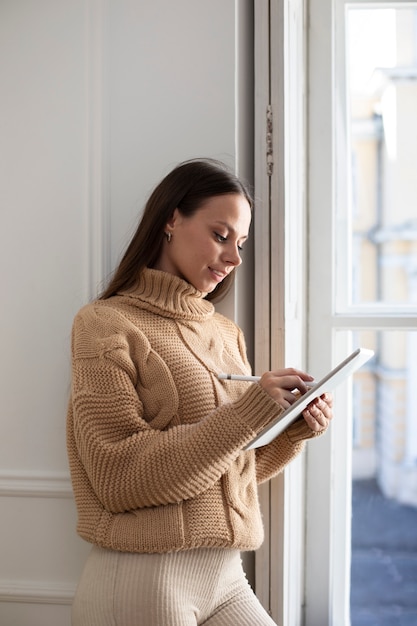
[[307, 1, 417, 624]]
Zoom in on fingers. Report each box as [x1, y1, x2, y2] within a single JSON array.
[[257, 370, 334, 434], [259, 368, 315, 409], [259, 369, 315, 393], [303, 393, 333, 432]]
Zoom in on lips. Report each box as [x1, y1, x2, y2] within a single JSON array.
[[209, 267, 227, 281]]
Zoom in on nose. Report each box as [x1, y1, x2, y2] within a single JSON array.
[[223, 243, 242, 267]]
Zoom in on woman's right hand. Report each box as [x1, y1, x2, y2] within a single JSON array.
[[258, 368, 315, 410]]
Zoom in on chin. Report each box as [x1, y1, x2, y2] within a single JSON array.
[[194, 273, 226, 294]]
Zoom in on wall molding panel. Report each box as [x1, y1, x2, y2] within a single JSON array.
[[0, 580, 75, 605], [87, 0, 111, 300], [0, 471, 72, 499], [2, 1, 247, 624]]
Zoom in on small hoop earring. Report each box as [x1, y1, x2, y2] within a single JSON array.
[[165, 231, 172, 243]]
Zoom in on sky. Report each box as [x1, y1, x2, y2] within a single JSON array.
[[347, 8, 396, 94]]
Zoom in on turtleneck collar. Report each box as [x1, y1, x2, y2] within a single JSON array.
[[116, 268, 215, 321]]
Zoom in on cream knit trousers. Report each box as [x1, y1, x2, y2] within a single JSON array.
[[72, 545, 277, 626]]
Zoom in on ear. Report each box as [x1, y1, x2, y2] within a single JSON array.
[[166, 208, 181, 230]]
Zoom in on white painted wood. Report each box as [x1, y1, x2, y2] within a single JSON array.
[[0, 1, 254, 622], [305, 0, 335, 622], [253, 0, 273, 614], [1, 4, 93, 621], [0, 603, 73, 626], [0, 470, 72, 498], [269, 2, 307, 625], [306, 2, 417, 624], [253, 1, 307, 623], [0, 580, 75, 605]]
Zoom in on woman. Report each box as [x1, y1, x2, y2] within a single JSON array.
[[67, 158, 333, 625]]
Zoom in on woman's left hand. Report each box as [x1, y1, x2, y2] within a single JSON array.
[[302, 392, 333, 432]]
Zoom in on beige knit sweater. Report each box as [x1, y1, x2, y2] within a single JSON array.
[[67, 268, 321, 554]]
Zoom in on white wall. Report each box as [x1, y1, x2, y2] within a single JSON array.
[[0, 1, 253, 623]]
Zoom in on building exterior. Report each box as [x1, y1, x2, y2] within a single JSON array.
[[349, 7, 417, 507]]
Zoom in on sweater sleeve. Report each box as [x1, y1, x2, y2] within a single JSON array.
[[254, 416, 328, 484], [69, 306, 284, 514]]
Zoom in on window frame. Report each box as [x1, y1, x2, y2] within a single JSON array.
[[306, 1, 417, 624], [254, 1, 307, 623]]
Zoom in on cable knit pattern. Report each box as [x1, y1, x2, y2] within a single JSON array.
[[67, 268, 320, 553]]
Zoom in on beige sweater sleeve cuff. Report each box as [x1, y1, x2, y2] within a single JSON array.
[[232, 384, 285, 434], [233, 385, 328, 444], [285, 416, 328, 442]]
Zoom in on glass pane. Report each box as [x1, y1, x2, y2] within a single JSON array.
[[348, 329, 417, 625], [346, 6, 417, 307]]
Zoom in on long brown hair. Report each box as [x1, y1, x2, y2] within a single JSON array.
[[100, 159, 253, 302]]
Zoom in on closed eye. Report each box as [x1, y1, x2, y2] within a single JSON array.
[[214, 232, 227, 243], [215, 232, 244, 252]]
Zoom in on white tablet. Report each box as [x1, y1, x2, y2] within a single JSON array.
[[245, 347, 374, 450]]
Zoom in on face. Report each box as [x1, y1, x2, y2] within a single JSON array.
[[154, 193, 252, 293]]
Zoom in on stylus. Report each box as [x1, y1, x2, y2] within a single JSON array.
[[218, 374, 261, 381], [218, 373, 317, 386]]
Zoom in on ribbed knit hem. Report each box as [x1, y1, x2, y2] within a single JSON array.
[[285, 416, 327, 443], [234, 385, 328, 445], [232, 384, 284, 434]]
